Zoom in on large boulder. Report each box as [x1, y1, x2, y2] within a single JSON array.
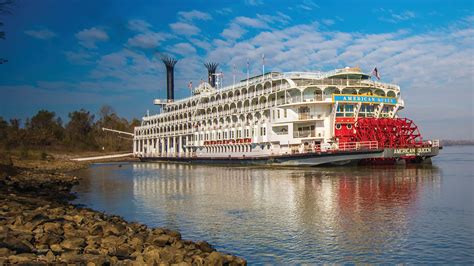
[[43, 222, 64, 236], [0, 234, 35, 253], [60, 237, 85, 251], [207, 251, 224, 266], [196, 241, 214, 253], [149, 234, 171, 247]]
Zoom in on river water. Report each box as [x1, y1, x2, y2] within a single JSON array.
[[72, 146, 474, 264]]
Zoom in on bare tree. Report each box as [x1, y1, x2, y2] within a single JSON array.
[[0, 0, 14, 64]]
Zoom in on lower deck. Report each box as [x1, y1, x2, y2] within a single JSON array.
[[138, 145, 440, 167]]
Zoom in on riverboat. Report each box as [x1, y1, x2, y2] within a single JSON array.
[[132, 57, 440, 166]]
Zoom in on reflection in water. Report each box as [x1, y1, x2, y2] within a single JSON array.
[[73, 154, 473, 264]]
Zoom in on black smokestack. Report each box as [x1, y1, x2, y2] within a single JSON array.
[[204, 62, 219, 87], [161, 55, 178, 101]]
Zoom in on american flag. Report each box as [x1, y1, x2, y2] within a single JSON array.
[[371, 67, 381, 80]]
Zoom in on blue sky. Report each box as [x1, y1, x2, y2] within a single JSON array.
[[0, 0, 473, 139]]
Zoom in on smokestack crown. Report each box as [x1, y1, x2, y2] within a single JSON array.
[[204, 62, 219, 87]]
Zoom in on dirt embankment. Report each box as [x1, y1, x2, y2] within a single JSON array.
[[0, 155, 246, 265]]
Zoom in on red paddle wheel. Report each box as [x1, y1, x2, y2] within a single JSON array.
[[353, 118, 423, 148]]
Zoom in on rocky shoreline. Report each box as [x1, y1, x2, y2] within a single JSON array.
[[0, 157, 246, 265]]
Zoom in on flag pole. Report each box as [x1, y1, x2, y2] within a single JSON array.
[[262, 54, 265, 82]]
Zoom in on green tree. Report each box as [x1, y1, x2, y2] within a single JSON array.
[[26, 110, 63, 146], [64, 109, 96, 150]]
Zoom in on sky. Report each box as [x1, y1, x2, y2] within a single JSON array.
[[0, 0, 473, 139]]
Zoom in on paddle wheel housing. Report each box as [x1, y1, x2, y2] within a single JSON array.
[[353, 118, 423, 148]]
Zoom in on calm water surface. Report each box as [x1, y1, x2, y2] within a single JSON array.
[[72, 146, 474, 264]]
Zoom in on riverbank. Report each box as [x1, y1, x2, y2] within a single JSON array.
[[0, 155, 246, 265]]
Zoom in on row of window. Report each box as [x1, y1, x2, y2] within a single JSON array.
[[195, 127, 267, 141]]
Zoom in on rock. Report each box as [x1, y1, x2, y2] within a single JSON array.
[[154, 234, 171, 247], [172, 240, 184, 249], [60, 251, 83, 263], [60, 237, 85, 251], [29, 213, 50, 227], [192, 255, 205, 266], [13, 215, 24, 227], [8, 253, 36, 263], [152, 228, 165, 235], [1, 235, 35, 253], [86, 235, 101, 245], [174, 262, 192, 266], [64, 214, 84, 225], [108, 243, 132, 259], [36, 231, 63, 245], [133, 254, 145, 265], [143, 246, 161, 263], [88, 222, 104, 236], [50, 243, 63, 253], [128, 236, 143, 252], [45, 250, 55, 262], [62, 222, 76, 237], [43, 222, 64, 235], [158, 247, 174, 262], [103, 223, 126, 236], [207, 252, 224, 266], [196, 241, 214, 253], [82, 254, 108, 265], [0, 247, 12, 257], [84, 244, 100, 255], [169, 230, 181, 239], [36, 247, 50, 255], [101, 235, 125, 248]]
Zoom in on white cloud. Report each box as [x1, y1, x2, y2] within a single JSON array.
[[216, 8, 232, 15], [64, 50, 94, 65], [244, 0, 263, 6], [298, 0, 319, 11], [189, 38, 212, 51], [234, 16, 268, 29], [221, 23, 247, 40], [178, 10, 212, 21], [127, 32, 170, 49], [24, 29, 56, 40], [167, 43, 197, 56], [75, 27, 109, 49], [322, 19, 335, 26], [128, 19, 152, 32], [220, 13, 292, 41], [170, 22, 200, 36], [377, 9, 416, 23]]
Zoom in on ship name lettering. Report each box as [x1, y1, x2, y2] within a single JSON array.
[[417, 147, 432, 154]]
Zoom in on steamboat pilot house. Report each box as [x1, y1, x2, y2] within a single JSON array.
[[133, 65, 405, 159]]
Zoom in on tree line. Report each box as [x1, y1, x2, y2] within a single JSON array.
[[0, 105, 140, 153]]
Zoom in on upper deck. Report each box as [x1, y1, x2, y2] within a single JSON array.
[[143, 67, 401, 123]]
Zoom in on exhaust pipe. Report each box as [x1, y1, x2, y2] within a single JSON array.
[[161, 55, 178, 102]]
